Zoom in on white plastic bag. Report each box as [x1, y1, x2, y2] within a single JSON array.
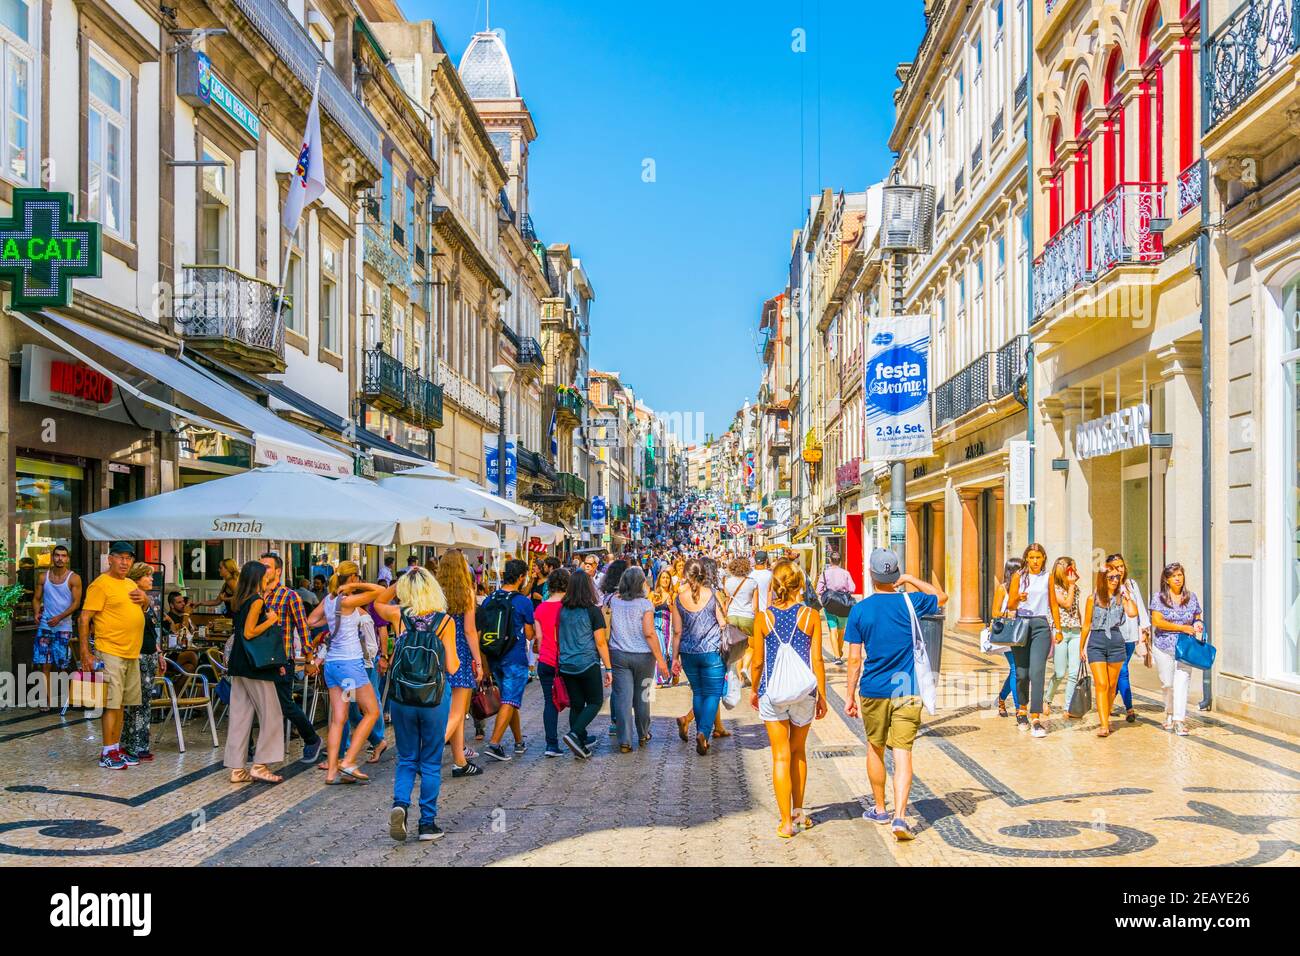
[[904, 594, 937, 715], [721, 663, 742, 709]]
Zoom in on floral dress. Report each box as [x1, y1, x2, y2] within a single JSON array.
[[653, 596, 673, 685]]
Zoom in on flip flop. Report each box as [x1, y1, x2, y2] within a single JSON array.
[[339, 765, 370, 783], [324, 775, 356, 785]]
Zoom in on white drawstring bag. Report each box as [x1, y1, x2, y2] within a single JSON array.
[[763, 609, 818, 707]]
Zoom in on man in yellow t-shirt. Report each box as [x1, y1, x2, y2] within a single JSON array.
[[78, 541, 148, 770]]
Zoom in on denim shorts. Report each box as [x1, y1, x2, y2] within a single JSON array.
[[491, 656, 529, 709], [33, 627, 73, 668], [1086, 629, 1127, 665], [324, 658, 370, 693]]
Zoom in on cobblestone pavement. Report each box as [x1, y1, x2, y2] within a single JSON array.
[[1, 626, 1296, 866]]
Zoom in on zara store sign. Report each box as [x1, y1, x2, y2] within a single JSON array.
[[1074, 403, 1152, 460]]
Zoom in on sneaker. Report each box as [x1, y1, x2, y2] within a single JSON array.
[[513, 737, 527, 755], [116, 749, 140, 766], [1016, 714, 1030, 731], [562, 732, 591, 760], [128, 749, 155, 762], [483, 744, 511, 762], [892, 819, 915, 841], [418, 823, 444, 842], [451, 761, 483, 778], [1031, 722, 1047, 739], [544, 746, 564, 758], [862, 808, 892, 824], [300, 740, 323, 764], [389, 806, 408, 842], [99, 750, 128, 770]]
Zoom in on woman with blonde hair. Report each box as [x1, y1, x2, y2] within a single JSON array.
[[650, 570, 677, 686], [371, 567, 459, 841], [750, 560, 826, 838], [435, 551, 483, 777], [671, 557, 729, 755], [306, 560, 385, 784], [195, 557, 239, 611]]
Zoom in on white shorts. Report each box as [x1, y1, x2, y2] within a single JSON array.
[[758, 692, 816, 727]]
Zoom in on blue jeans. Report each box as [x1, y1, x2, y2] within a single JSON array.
[[390, 695, 452, 827], [341, 664, 385, 753], [1115, 640, 1137, 710], [680, 651, 726, 741], [997, 651, 1019, 707]]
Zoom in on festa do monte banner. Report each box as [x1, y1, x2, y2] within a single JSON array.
[[864, 313, 933, 462]]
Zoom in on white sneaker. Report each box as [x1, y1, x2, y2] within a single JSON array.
[[1030, 722, 1047, 738]]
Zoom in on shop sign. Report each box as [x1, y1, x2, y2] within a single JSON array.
[[1074, 404, 1151, 461], [814, 525, 846, 537], [963, 440, 986, 460], [18, 344, 170, 429], [864, 314, 933, 460], [0, 190, 102, 309], [1009, 440, 1033, 505]]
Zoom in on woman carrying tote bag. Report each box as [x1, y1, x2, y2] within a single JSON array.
[[225, 561, 287, 784]]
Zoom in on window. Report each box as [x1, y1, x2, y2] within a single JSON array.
[[364, 283, 381, 349], [198, 142, 233, 265], [412, 318, 425, 375], [87, 49, 130, 238], [0, 0, 35, 185], [995, 236, 1006, 274], [321, 242, 340, 353], [284, 225, 304, 333], [391, 164, 405, 246]]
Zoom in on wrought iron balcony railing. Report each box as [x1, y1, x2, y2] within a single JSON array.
[[363, 346, 406, 407], [557, 471, 586, 501], [955, 168, 965, 196], [971, 143, 983, 172], [518, 336, 544, 366], [1014, 73, 1028, 110], [1178, 161, 1202, 217], [174, 265, 284, 371], [933, 354, 991, 428], [993, 334, 1029, 400], [501, 324, 521, 350], [991, 108, 1005, 143], [1091, 182, 1165, 273], [1032, 208, 1091, 317], [1207, 0, 1300, 128]]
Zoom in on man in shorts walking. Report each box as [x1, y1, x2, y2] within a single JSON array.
[[32, 545, 81, 711], [843, 548, 947, 840]]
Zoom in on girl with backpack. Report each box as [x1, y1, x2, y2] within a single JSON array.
[[372, 567, 459, 842], [434, 551, 484, 777], [749, 560, 826, 838]]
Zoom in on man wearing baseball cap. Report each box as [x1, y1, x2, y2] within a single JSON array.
[[843, 547, 947, 841], [78, 542, 149, 770]]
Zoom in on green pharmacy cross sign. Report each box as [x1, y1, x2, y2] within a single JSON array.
[[0, 189, 102, 310]]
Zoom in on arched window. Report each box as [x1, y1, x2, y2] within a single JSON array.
[[1103, 50, 1125, 194], [1138, 1, 1164, 185], [1048, 120, 1064, 235], [1073, 87, 1092, 216]]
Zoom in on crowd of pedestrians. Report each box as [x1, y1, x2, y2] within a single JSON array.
[[39, 519, 1209, 845]]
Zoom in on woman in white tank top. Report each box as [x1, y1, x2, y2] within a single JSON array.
[[1005, 544, 1059, 738]]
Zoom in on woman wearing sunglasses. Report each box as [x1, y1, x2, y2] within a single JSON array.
[[1082, 567, 1139, 737]]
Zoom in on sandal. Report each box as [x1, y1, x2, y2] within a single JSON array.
[[696, 734, 709, 756], [339, 765, 370, 784], [1162, 716, 1174, 731], [1125, 709, 1137, 724], [324, 774, 356, 785], [997, 699, 1008, 718], [776, 822, 796, 839], [1096, 728, 1111, 738], [713, 727, 732, 738], [793, 810, 815, 830], [230, 769, 253, 784], [676, 716, 689, 742], [248, 764, 282, 784], [367, 741, 389, 764]]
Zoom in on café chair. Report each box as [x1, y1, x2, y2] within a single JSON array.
[[150, 666, 220, 753]]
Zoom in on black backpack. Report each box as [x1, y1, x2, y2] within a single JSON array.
[[389, 609, 448, 707], [476, 590, 518, 661]]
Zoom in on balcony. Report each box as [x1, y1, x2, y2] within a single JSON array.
[[992, 108, 1005, 143], [517, 336, 544, 368], [1178, 161, 1202, 217], [1207, 0, 1299, 129], [557, 471, 586, 501], [971, 143, 983, 173], [954, 168, 965, 196], [555, 386, 584, 427], [1032, 207, 1091, 317], [501, 324, 521, 351], [174, 265, 285, 373], [932, 335, 1029, 429], [437, 360, 497, 425], [936, 194, 947, 221], [362, 347, 443, 428], [1090, 182, 1164, 274], [1014, 74, 1027, 110], [835, 457, 861, 495]]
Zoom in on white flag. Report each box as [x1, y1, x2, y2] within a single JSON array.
[[282, 70, 325, 233]]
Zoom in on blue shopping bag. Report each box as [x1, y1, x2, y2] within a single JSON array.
[[1175, 633, 1216, 670]]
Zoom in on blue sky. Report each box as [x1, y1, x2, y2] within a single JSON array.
[[410, 0, 926, 435]]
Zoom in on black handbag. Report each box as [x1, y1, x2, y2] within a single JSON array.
[[244, 604, 288, 671], [988, 617, 1030, 648], [1067, 660, 1092, 717]]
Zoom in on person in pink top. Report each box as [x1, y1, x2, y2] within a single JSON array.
[[815, 551, 857, 666], [533, 568, 569, 757]]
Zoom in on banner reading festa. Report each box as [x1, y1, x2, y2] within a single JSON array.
[[864, 314, 933, 461]]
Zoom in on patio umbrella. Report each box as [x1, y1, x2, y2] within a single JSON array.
[[80, 463, 400, 544], [379, 469, 536, 524], [332, 476, 497, 549]]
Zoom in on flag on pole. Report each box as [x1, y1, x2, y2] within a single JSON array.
[[282, 68, 325, 233], [548, 406, 558, 457]]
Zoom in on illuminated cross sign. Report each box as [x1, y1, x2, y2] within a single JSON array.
[[0, 189, 102, 309]]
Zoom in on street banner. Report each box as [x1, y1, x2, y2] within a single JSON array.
[[864, 314, 933, 461], [483, 435, 517, 501]]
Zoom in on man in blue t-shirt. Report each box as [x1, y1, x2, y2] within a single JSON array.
[[843, 547, 947, 842], [483, 559, 536, 763]]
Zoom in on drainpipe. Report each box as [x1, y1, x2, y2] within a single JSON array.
[[1197, 0, 1212, 710], [1025, 0, 1036, 545]]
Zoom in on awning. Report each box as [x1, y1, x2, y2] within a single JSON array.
[[18, 312, 353, 477], [190, 355, 433, 468]]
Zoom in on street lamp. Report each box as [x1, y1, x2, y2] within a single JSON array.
[[490, 364, 515, 498]]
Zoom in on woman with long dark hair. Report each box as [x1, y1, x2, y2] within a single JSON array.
[[533, 568, 570, 757], [991, 557, 1024, 718], [557, 570, 611, 758], [224, 560, 286, 784], [1082, 567, 1138, 737], [650, 570, 677, 687], [1148, 563, 1203, 736], [672, 558, 729, 755], [1107, 553, 1152, 724], [1005, 544, 1058, 738], [1044, 557, 1083, 716], [434, 551, 483, 777]]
